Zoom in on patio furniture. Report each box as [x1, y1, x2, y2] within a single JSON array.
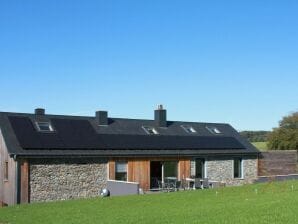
[[175, 181, 181, 191], [194, 178, 202, 189], [164, 177, 177, 192], [209, 180, 221, 188], [185, 178, 195, 190], [157, 180, 165, 191], [202, 178, 209, 189]]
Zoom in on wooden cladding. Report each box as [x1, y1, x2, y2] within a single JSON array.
[[128, 160, 150, 190], [108, 157, 191, 191], [179, 159, 190, 180], [20, 160, 29, 203], [108, 160, 115, 180], [258, 151, 298, 176]]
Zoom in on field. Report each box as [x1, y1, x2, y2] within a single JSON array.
[[1, 181, 298, 224], [252, 141, 269, 151]]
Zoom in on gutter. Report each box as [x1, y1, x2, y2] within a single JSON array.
[[11, 151, 259, 159]]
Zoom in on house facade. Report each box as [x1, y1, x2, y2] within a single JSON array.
[[0, 106, 259, 206]]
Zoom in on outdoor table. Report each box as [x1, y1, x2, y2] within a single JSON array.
[[185, 178, 195, 190]]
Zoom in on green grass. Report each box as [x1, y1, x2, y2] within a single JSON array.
[[1, 181, 298, 224], [252, 141, 269, 151]]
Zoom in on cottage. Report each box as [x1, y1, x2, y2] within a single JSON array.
[[0, 106, 259, 206]]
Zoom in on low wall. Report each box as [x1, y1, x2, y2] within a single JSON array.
[[256, 174, 298, 183], [258, 151, 298, 176], [107, 180, 139, 196]]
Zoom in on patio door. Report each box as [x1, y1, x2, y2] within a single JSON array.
[[150, 161, 162, 189], [150, 161, 178, 189]]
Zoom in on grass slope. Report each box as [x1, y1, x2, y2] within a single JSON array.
[[1, 181, 298, 224], [252, 141, 268, 151]]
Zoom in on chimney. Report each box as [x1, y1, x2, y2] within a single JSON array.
[[96, 110, 108, 125], [35, 108, 45, 115], [154, 104, 167, 127]]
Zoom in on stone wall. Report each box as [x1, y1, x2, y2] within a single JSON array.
[[29, 158, 107, 202], [206, 156, 258, 186]]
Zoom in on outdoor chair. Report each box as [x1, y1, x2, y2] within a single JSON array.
[[157, 180, 164, 191], [202, 178, 209, 189], [194, 178, 202, 189], [175, 181, 181, 191], [165, 179, 175, 192]]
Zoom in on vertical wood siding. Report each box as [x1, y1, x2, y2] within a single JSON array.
[[20, 159, 29, 203], [0, 130, 17, 205], [108, 157, 191, 191], [179, 159, 191, 180]]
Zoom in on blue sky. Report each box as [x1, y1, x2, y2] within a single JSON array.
[[0, 0, 297, 131]]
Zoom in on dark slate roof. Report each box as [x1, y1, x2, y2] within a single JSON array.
[[0, 111, 259, 158]]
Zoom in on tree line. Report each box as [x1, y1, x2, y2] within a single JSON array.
[[240, 111, 298, 150], [239, 131, 270, 142]]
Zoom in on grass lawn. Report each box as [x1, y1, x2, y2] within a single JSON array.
[[1, 181, 298, 224], [252, 141, 269, 151]]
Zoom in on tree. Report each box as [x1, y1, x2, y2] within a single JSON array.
[[268, 112, 298, 150], [239, 131, 270, 142]]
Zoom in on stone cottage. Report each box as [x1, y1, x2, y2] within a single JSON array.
[[0, 106, 259, 206]]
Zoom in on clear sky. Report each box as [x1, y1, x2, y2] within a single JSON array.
[[0, 0, 298, 131]]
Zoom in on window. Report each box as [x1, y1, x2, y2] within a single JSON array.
[[234, 158, 243, 178], [206, 126, 222, 134], [163, 161, 178, 179], [181, 125, 197, 133], [142, 126, 159, 135], [115, 161, 127, 181], [35, 122, 54, 132], [190, 158, 205, 179], [4, 161, 8, 181]]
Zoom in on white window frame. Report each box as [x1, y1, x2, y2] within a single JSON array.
[[233, 158, 244, 179], [161, 161, 178, 184], [181, 125, 197, 134], [206, 126, 222, 134], [115, 161, 128, 181], [191, 158, 207, 179], [142, 126, 159, 135], [35, 122, 54, 132]]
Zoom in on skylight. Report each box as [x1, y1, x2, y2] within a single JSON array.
[[35, 122, 54, 132], [142, 126, 159, 135], [181, 125, 197, 133], [206, 126, 222, 134]]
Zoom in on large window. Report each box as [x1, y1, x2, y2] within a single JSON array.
[[163, 161, 178, 178], [234, 158, 243, 178], [191, 158, 205, 179], [115, 161, 127, 181]]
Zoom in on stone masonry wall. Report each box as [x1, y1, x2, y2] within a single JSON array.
[[29, 158, 107, 202], [206, 156, 258, 186]]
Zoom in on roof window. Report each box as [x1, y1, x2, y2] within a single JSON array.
[[181, 125, 197, 133], [206, 126, 222, 134], [35, 122, 54, 132], [142, 126, 159, 135]]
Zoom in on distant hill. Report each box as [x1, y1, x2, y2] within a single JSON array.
[[239, 131, 270, 142]]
